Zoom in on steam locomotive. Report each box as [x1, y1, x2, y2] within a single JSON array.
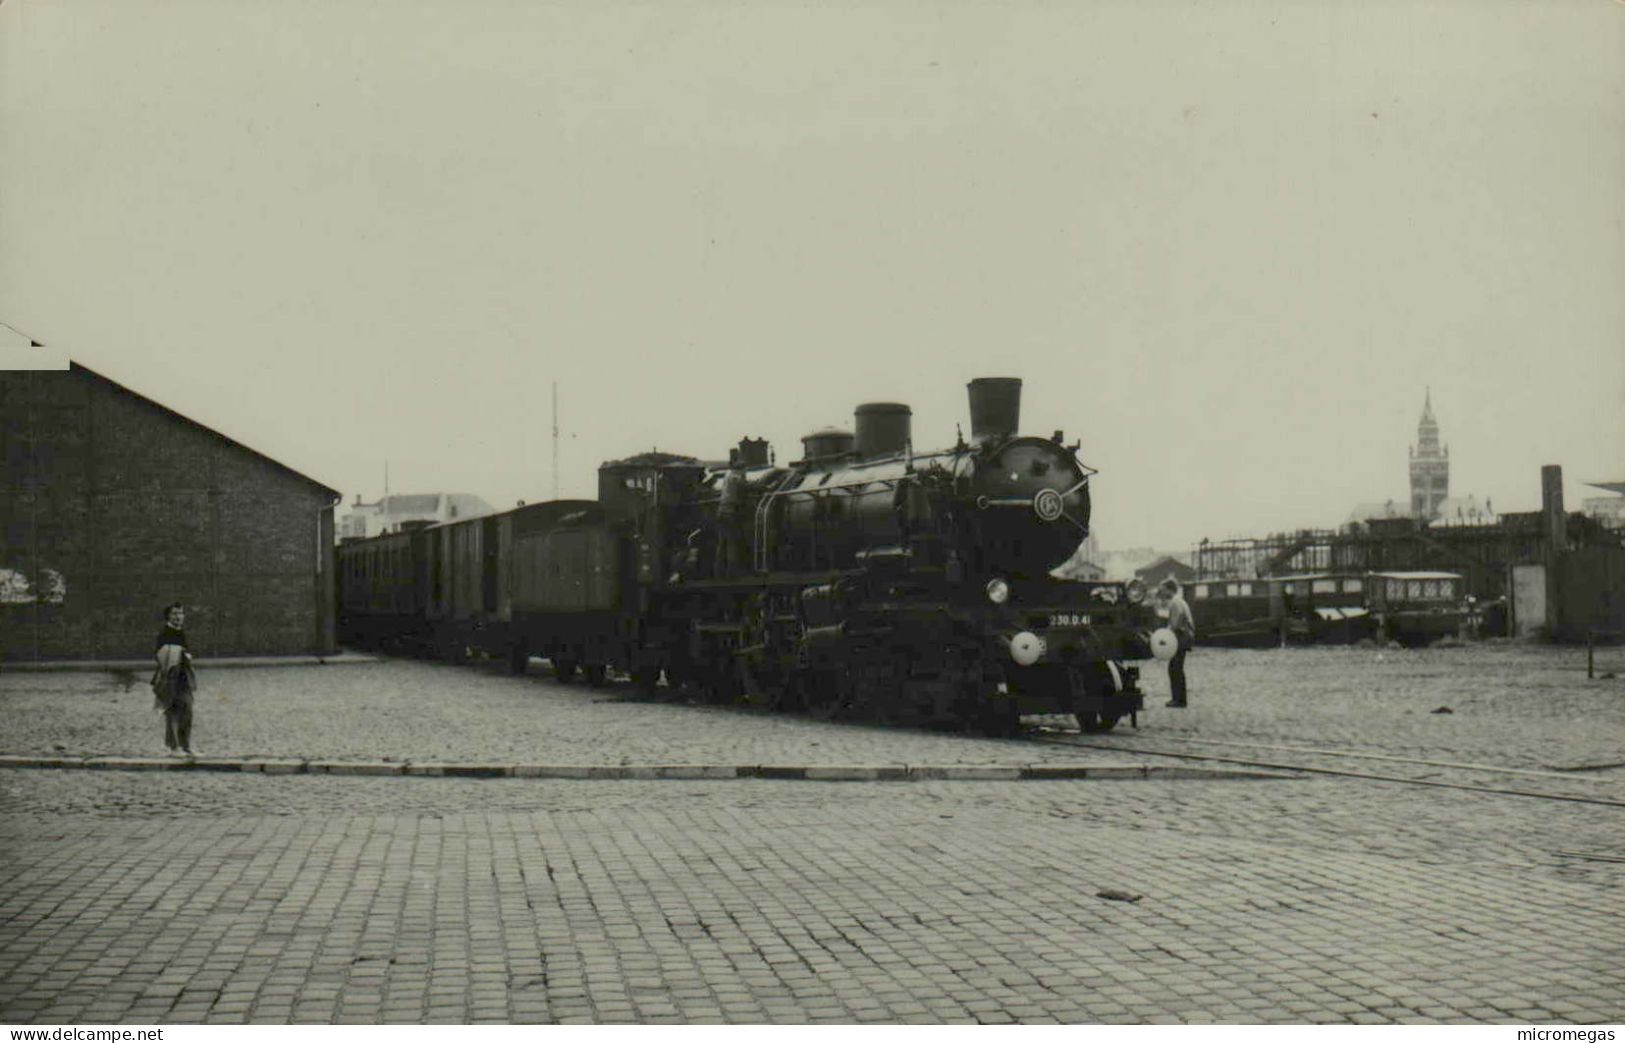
[[337, 378, 1158, 733]]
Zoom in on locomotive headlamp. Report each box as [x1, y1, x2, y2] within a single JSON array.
[[985, 578, 1011, 605], [1008, 631, 1046, 666]]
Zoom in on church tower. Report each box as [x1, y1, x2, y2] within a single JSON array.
[[1409, 389, 1449, 521]]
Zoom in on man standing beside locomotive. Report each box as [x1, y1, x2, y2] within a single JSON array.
[[1160, 578, 1195, 707]]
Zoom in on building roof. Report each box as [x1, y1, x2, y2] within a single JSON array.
[[8, 362, 340, 507], [73, 363, 341, 500], [1587, 481, 1625, 496], [1369, 571, 1462, 580], [1133, 555, 1195, 577], [1344, 500, 1410, 525], [1431, 494, 1496, 524], [0, 323, 66, 368], [381, 494, 443, 514], [4, 326, 339, 500]]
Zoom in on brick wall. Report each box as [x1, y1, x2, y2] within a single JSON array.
[[1, 366, 336, 660]]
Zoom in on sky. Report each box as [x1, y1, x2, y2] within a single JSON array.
[[2, 0, 1621, 554]]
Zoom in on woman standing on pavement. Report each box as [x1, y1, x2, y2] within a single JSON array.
[[151, 602, 198, 755]]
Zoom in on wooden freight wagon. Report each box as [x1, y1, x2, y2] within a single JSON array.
[[505, 501, 632, 685]]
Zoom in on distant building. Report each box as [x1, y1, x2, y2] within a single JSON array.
[[1051, 548, 1106, 582], [1345, 390, 1493, 529], [339, 492, 495, 540], [1, 327, 340, 660], [1134, 555, 1197, 589], [1430, 494, 1497, 527], [1344, 499, 1410, 527], [1095, 546, 1161, 581], [1049, 530, 1103, 581], [1409, 389, 1449, 521], [1583, 482, 1625, 529]]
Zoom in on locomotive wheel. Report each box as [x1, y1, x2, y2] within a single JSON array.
[[664, 661, 695, 696], [1069, 664, 1126, 734], [702, 663, 742, 706], [553, 658, 578, 683], [802, 670, 846, 721], [583, 663, 608, 687], [1076, 712, 1121, 734], [979, 701, 1022, 738]]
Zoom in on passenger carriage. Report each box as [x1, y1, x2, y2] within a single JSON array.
[[1366, 570, 1466, 646], [1188, 573, 1376, 646]]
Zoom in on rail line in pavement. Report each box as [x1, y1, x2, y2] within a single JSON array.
[[1026, 731, 1625, 809]]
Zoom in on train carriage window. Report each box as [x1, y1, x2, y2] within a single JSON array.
[[1239, 582, 1253, 596], [1343, 578, 1363, 593], [1194, 584, 1209, 599], [1311, 579, 1336, 594], [1225, 583, 1238, 597], [1407, 580, 1423, 599]]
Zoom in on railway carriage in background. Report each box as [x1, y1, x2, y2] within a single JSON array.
[[1366, 571, 1466, 646], [1187, 569, 1463, 648], [336, 526, 429, 651], [338, 378, 1161, 733]]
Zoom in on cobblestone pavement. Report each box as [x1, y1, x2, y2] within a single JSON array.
[[1126, 643, 1625, 776], [3, 642, 1620, 772], [1, 644, 1622, 1024], [1050, 642, 1625, 805], [0, 657, 1156, 768]]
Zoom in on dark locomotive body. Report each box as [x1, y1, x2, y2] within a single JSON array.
[[337, 377, 1155, 733]]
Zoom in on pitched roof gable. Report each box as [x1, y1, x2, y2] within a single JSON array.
[[71, 361, 340, 500]]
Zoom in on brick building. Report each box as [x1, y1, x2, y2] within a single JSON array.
[[1, 336, 340, 660]]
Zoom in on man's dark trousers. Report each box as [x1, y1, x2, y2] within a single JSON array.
[[1168, 634, 1190, 707]]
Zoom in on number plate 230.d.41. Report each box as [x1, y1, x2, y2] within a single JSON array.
[[1047, 612, 1091, 628]]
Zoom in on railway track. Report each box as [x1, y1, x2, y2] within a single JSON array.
[[1026, 728, 1625, 809]]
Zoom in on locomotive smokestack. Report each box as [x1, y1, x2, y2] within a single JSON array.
[[734, 437, 770, 468], [967, 377, 1022, 447], [853, 403, 912, 457]]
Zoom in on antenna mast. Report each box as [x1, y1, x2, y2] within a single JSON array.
[[552, 381, 560, 500]]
